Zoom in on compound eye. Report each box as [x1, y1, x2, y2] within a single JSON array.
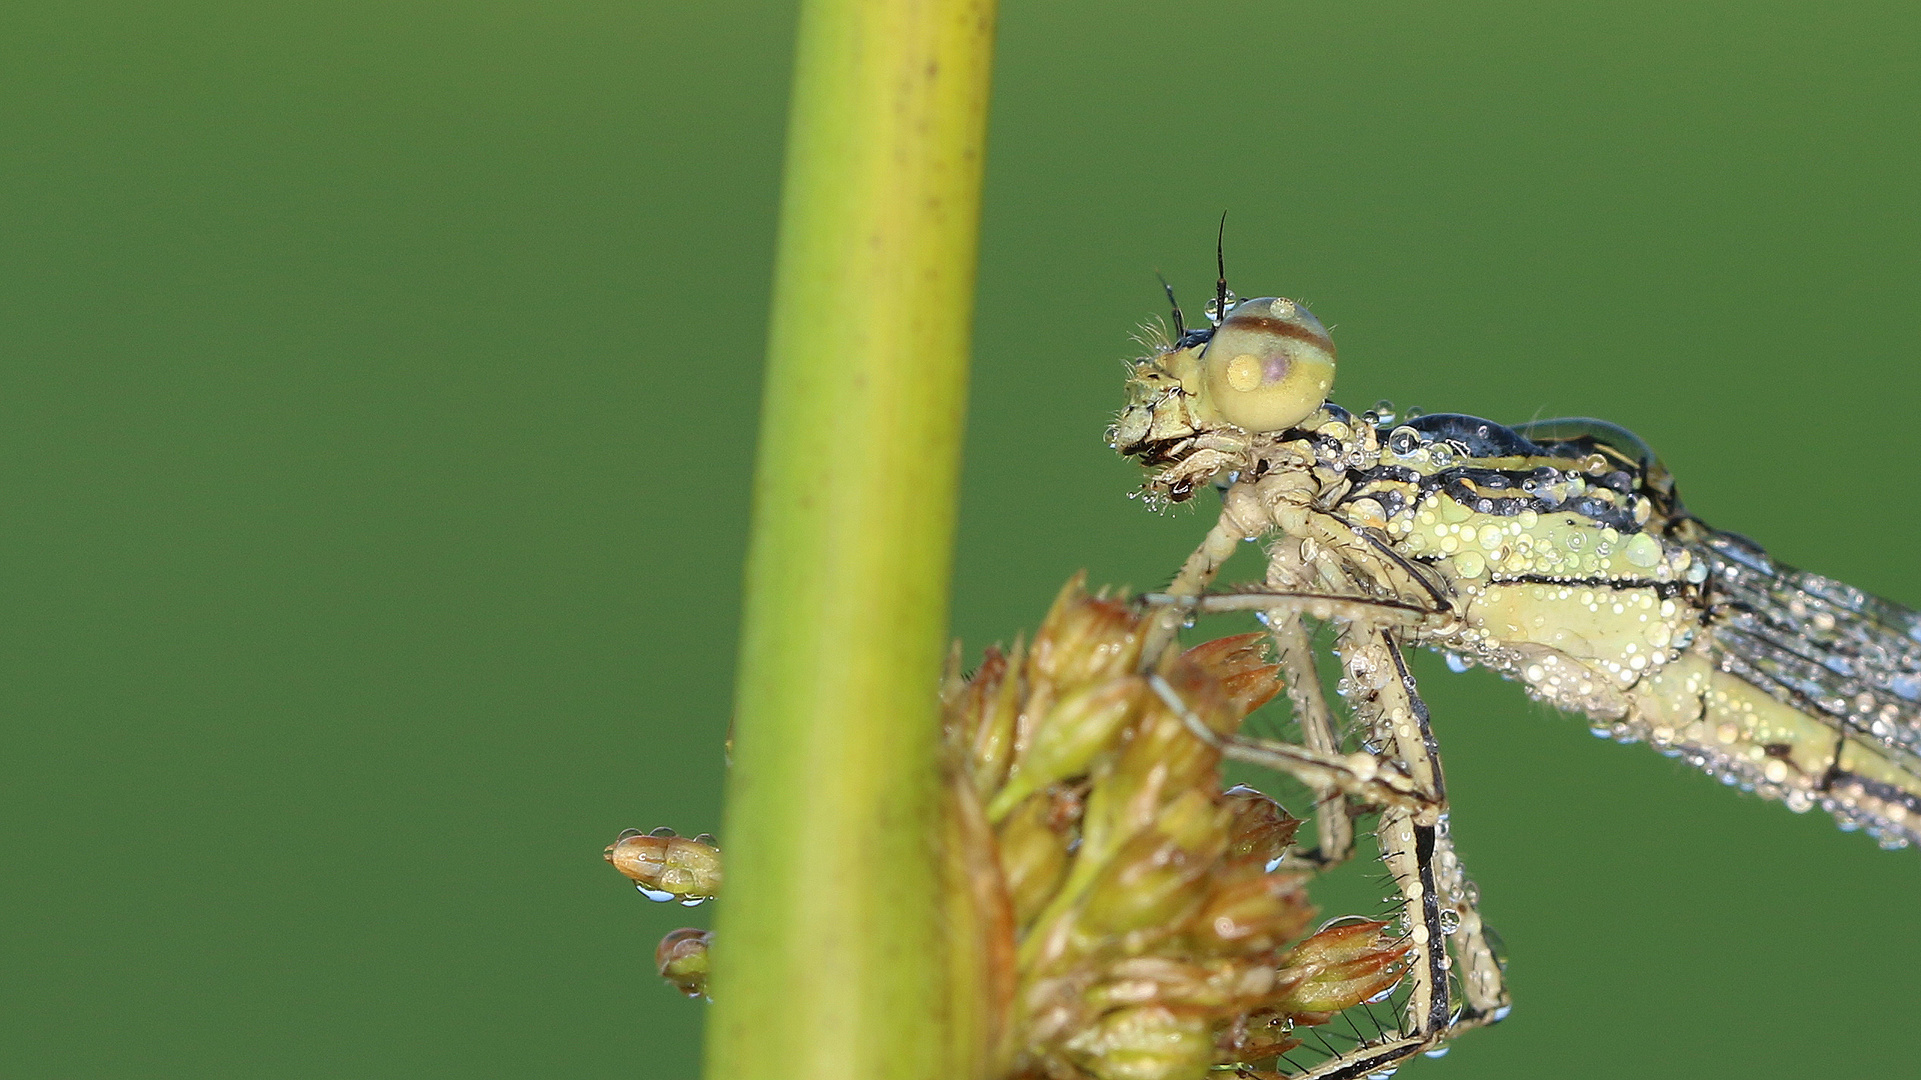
[[1200, 297, 1337, 433]]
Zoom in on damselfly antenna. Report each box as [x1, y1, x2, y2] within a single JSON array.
[[1155, 271, 1185, 338], [1212, 211, 1230, 326]]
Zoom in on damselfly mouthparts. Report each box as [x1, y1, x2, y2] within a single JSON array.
[[1109, 290, 1921, 1077]]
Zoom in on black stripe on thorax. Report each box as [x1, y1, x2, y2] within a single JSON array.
[[1344, 465, 1644, 533], [1495, 572, 1688, 599]]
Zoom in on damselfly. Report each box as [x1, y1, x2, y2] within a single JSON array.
[[1108, 285, 1921, 1077]]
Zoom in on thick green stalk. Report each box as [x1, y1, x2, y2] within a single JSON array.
[[703, 2, 997, 1079]]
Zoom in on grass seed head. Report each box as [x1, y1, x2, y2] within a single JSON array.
[[614, 576, 1415, 1079]]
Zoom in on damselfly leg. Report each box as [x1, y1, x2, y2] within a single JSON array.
[[1141, 579, 1509, 1076]]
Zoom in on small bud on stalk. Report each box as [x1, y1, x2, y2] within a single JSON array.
[[655, 927, 712, 999], [603, 828, 722, 902]]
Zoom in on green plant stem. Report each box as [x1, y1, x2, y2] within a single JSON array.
[[702, 1, 998, 1079]]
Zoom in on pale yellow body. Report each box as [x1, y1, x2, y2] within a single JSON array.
[[1398, 484, 1921, 840], [1112, 293, 1920, 1079], [1114, 298, 1921, 847]]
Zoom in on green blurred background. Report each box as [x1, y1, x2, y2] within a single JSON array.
[[4, 1, 1917, 1076]]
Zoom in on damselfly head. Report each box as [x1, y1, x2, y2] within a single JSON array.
[[1109, 296, 1336, 503]]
